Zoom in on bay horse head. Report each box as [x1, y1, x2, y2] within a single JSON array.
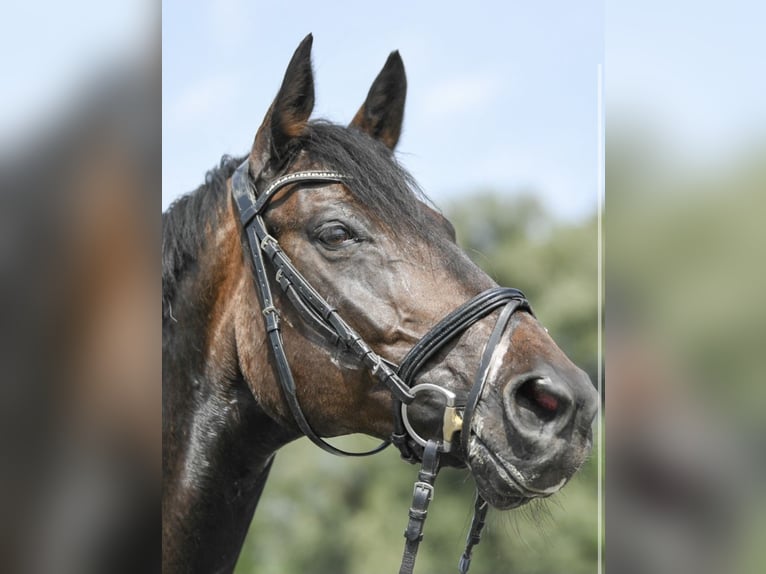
[[162, 34, 598, 573]]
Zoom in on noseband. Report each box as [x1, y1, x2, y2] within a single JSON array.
[[232, 160, 532, 574]]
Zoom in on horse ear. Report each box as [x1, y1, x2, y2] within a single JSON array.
[[350, 51, 407, 151], [251, 34, 315, 174]]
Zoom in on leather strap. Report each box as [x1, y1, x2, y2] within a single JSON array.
[[234, 161, 398, 456], [460, 300, 520, 456], [255, 224, 414, 404], [398, 288, 529, 386], [458, 492, 490, 574], [236, 169, 349, 227], [393, 288, 530, 463], [399, 440, 440, 574]]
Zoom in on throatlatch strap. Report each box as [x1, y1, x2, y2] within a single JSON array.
[[399, 440, 440, 574]]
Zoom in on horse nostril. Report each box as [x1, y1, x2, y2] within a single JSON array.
[[514, 377, 571, 425]]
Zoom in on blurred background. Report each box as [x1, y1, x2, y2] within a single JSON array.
[[606, 1, 765, 573], [0, 1, 158, 573], [1, 0, 763, 573]]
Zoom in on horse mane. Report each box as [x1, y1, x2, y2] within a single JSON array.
[[162, 120, 438, 322], [162, 155, 243, 322]]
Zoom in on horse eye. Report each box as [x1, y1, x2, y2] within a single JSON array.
[[317, 224, 355, 247]]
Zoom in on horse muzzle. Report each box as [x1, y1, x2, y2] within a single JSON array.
[[465, 366, 598, 509]]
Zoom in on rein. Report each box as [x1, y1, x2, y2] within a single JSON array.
[[231, 159, 532, 573]]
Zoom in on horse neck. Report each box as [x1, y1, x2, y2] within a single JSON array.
[[162, 195, 295, 573]]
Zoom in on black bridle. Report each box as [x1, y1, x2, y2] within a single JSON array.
[[231, 159, 532, 573]]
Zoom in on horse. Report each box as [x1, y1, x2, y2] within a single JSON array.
[[162, 34, 598, 574]]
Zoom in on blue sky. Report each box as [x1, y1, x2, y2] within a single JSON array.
[[606, 0, 766, 164], [1, 2, 762, 217], [162, 1, 605, 220]]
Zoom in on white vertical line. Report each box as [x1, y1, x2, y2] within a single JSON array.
[[596, 62, 604, 574]]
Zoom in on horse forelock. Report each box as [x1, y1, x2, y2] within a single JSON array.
[[293, 121, 444, 243]]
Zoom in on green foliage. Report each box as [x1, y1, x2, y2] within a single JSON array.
[[607, 147, 766, 419], [448, 192, 598, 381], [238, 436, 600, 574], [235, 191, 600, 573], [605, 137, 766, 574]]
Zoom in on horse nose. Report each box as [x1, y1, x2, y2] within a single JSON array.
[[503, 370, 597, 440]]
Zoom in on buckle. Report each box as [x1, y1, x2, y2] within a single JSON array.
[[413, 480, 435, 501], [260, 233, 278, 250], [262, 305, 279, 317]]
